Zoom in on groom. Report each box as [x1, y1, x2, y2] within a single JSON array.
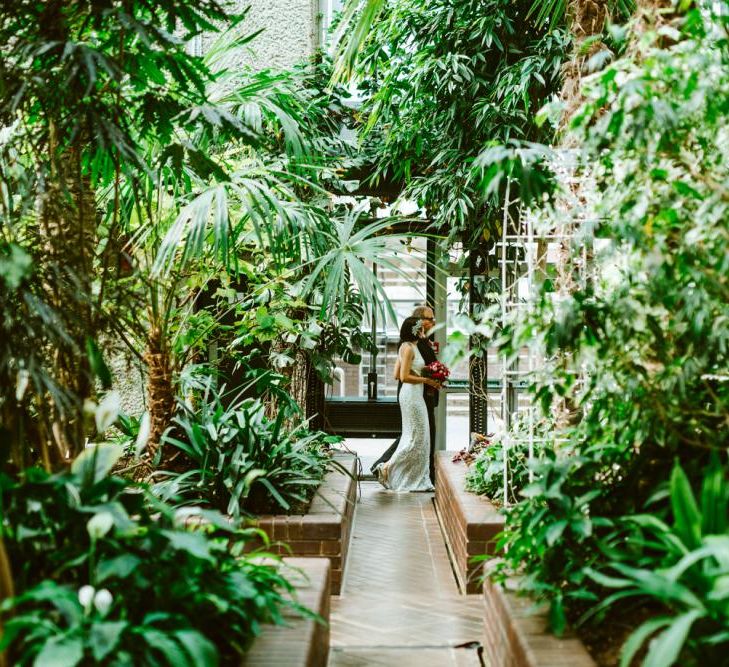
[[371, 304, 439, 484]]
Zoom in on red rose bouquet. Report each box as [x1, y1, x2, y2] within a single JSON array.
[[423, 361, 450, 385]]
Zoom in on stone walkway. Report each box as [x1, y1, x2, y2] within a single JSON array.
[[329, 482, 485, 666]]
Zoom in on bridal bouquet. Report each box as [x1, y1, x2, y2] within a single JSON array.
[[423, 361, 450, 385]]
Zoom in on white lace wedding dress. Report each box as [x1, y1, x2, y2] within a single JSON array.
[[376, 343, 434, 492]]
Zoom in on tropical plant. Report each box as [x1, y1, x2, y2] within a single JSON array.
[[116, 23, 418, 455], [484, 4, 729, 661], [1, 0, 360, 473], [0, 0, 245, 463], [0, 444, 302, 666], [583, 458, 729, 667], [108, 23, 334, 474], [332, 0, 633, 77], [155, 370, 343, 518], [465, 432, 549, 505], [333, 0, 568, 246]]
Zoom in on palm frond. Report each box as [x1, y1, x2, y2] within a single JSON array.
[[528, 0, 636, 30], [331, 0, 387, 83], [300, 206, 424, 322]]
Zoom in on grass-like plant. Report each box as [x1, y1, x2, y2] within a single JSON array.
[[154, 369, 343, 518]]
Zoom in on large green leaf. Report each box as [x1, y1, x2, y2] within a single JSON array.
[[97, 554, 142, 583], [331, 0, 387, 83], [71, 444, 124, 486], [138, 629, 192, 667], [700, 452, 727, 535], [160, 530, 214, 562], [643, 610, 703, 667], [620, 617, 672, 667], [32, 635, 84, 667], [174, 629, 219, 667], [90, 622, 126, 662], [670, 462, 702, 550]]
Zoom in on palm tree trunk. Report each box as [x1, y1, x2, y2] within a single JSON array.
[[38, 130, 98, 465], [139, 325, 175, 478], [0, 537, 15, 667]]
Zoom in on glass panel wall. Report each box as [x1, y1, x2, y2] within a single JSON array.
[[329, 237, 427, 399]]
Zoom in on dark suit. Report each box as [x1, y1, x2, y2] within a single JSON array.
[[371, 337, 438, 484]]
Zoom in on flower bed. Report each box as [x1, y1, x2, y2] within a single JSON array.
[[434, 452, 504, 594], [242, 558, 330, 667], [246, 454, 357, 594], [483, 577, 595, 667]]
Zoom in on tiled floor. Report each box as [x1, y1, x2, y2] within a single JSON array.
[[329, 482, 485, 666]]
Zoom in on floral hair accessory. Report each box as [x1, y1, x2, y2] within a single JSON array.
[[411, 320, 424, 337]]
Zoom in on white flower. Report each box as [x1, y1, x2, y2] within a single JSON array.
[[93, 589, 113, 616], [87, 511, 114, 540], [78, 585, 95, 612], [95, 391, 121, 432], [15, 369, 29, 402]]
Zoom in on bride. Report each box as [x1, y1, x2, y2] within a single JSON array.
[[374, 316, 440, 492]]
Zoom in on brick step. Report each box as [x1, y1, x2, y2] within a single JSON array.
[[434, 452, 504, 594], [243, 558, 330, 667]]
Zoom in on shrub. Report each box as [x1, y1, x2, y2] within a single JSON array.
[[0, 445, 301, 666], [488, 7, 729, 664], [465, 422, 550, 504], [583, 457, 729, 667], [156, 373, 343, 518]]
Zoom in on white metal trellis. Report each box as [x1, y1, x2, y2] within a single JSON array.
[[494, 151, 599, 507]]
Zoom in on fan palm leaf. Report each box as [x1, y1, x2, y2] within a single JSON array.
[[300, 205, 426, 322]]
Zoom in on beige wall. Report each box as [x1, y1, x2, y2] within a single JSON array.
[[227, 0, 320, 70]]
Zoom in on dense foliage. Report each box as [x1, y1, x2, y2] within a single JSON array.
[[155, 368, 342, 517], [339, 0, 568, 245], [486, 6, 729, 665], [0, 0, 411, 473], [3, 1, 728, 666], [0, 446, 297, 666], [465, 426, 549, 504], [0, 0, 241, 463], [0, 3, 396, 664]]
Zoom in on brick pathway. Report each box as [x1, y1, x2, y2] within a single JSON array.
[[329, 482, 485, 666]]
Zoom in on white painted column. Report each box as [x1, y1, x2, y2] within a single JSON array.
[[433, 245, 448, 452]]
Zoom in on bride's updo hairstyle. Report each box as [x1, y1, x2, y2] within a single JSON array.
[[399, 316, 421, 345]]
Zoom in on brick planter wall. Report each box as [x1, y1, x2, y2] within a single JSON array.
[[434, 452, 504, 594], [243, 557, 330, 667], [483, 577, 596, 667], [248, 455, 357, 594]]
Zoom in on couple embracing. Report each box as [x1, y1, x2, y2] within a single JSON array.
[[372, 305, 446, 493]]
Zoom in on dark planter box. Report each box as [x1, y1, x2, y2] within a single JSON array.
[[483, 576, 596, 667], [247, 455, 357, 594], [324, 397, 401, 438], [242, 557, 330, 667], [434, 452, 504, 594]]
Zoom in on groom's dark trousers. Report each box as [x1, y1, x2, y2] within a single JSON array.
[[371, 338, 438, 484]]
